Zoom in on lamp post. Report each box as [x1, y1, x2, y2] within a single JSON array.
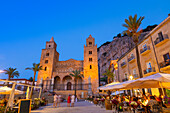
[[129, 75, 134, 96]]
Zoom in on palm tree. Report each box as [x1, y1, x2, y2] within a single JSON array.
[[103, 68, 115, 83], [69, 70, 84, 98], [4, 67, 19, 85], [122, 14, 144, 78], [25, 63, 42, 98]]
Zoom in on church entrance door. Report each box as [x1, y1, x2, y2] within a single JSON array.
[[67, 82, 72, 90]]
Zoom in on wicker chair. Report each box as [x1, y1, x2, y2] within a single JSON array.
[[152, 104, 163, 113]]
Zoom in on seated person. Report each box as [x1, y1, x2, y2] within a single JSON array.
[[3, 98, 8, 106], [147, 96, 158, 112], [122, 99, 128, 111], [13, 100, 18, 106]]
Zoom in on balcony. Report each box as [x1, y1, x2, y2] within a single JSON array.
[[122, 78, 128, 82], [154, 34, 169, 47], [121, 62, 126, 68], [140, 46, 151, 55], [159, 59, 170, 72], [143, 67, 156, 76], [128, 56, 136, 63], [133, 74, 139, 79]]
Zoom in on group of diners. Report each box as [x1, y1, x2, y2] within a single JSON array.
[[94, 94, 168, 113]]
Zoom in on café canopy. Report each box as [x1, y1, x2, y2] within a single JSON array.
[[0, 86, 24, 95], [97, 82, 120, 90], [98, 73, 170, 90]]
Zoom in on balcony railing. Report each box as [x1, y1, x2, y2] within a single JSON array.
[[159, 59, 170, 69], [143, 67, 156, 75], [140, 46, 150, 54], [121, 62, 126, 67], [53, 84, 89, 91], [122, 78, 128, 82], [128, 56, 135, 62], [154, 34, 169, 45], [133, 74, 138, 78]]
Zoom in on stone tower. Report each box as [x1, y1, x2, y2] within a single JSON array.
[[37, 37, 59, 85], [84, 35, 99, 95]]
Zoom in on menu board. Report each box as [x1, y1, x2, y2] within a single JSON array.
[[18, 99, 31, 113]]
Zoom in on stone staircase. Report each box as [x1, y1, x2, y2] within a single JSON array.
[[32, 91, 54, 103]]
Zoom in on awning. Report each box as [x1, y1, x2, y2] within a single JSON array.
[[97, 82, 120, 90], [125, 73, 170, 89], [0, 86, 24, 95], [98, 73, 170, 90]]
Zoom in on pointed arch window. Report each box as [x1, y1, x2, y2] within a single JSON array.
[[90, 65, 92, 69]]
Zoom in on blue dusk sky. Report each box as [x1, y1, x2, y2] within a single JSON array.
[[0, 0, 170, 80]]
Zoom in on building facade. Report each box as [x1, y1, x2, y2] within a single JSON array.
[[37, 35, 99, 98], [97, 32, 149, 85], [116, 15, 170, 96]]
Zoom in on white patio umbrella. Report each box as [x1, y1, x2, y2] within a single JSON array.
[[0, 86, 24, 95], [125, 73, 170, 89], [103, 80, 136, 90], [111, 90, 124, 95], [97, 82, 120, 90]]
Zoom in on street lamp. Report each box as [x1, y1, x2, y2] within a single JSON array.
[[129, 75, 133, 80]]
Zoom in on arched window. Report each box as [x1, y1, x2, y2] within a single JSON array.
[[90, 65, 92, 69]]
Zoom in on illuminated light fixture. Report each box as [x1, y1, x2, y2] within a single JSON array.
[[129, 75, 133, 80]]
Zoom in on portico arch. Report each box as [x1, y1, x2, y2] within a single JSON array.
[[63, 75, 72, 90], [76, 77, 83, 90], [54, 76, 61, 90]]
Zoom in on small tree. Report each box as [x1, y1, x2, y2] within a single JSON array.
[[4, 67, 19, 85], [69, 70, 84, 98], [103, 68, 115, 83], [25, 63, 42, 98]]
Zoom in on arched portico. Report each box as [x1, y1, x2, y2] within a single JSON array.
[[76, 77, 83, 90], [54, 76, 61, 90], [63, 75, 73, 90]]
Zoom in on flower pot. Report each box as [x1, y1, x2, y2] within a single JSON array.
[[93, 100, 98, 105], [105, 99, 112, 110]]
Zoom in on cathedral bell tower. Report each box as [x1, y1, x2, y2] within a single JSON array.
[[84, 35, 99, 94], [37, 37, 59, 85]]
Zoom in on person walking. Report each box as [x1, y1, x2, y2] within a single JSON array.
[[71, 94, 75, 107], [58, 95, 61, 107], [67, 95, 71, 107], [53, 94, 58, 108]]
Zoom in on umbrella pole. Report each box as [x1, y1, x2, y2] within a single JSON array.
[[5, 83, 16, 113], [159, 82, 165, 96], [115, 90, 117, 95], [39, 88, 42, 99], [131, 88, 134, 96]]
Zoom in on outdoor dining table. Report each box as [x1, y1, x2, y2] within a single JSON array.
[[13, 106, 19, 112]]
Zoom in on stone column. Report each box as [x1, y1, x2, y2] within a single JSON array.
[[88, 76, 92, 96], [71, 84, 73, 90], [51, 77, 54, 91], [39, 78, 43, 90]]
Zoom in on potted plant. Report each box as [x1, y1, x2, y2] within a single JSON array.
[[105, 96, 112, 110]]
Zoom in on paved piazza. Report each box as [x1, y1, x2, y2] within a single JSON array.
[[31, 101, 116, 113]]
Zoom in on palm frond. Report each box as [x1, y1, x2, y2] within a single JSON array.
[[122, 14, 144, 43], [25, 67, 33, 70]]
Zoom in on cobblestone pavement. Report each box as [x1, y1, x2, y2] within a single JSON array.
[[31, 101, 124, 113]]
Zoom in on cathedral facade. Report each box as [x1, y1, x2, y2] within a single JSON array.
[[37, 35, 99, 98]]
